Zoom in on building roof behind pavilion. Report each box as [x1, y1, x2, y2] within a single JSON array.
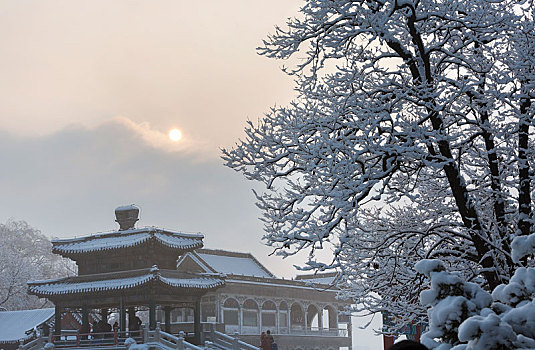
[[178, 249, 276, 278], [0, 308, 54, 344], [52, 227, 204, 257], [28, 266, 224, 298], [295, 272, 340, 286]]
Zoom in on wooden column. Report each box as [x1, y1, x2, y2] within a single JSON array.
[[149, 300, 156, 330], [54, 305, 62, 336], [128, 307, 136, 331], [101, 308, 108, 324], [164, 307, 171, 333], [193, 300, 201, 345], [120, 299, 126, 332], [81, 305, 89, 337]]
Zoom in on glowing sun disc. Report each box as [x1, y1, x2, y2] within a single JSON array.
[[169, 129, 182, 142]]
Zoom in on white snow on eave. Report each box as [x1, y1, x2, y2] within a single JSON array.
[[160, 276, 224, 289], [29, 275, 154, 295], [154, 233, 203, 250], [52, 227, 204, 244], [197, 253, 273, 278], [54, 232, 150, 254], [299, 276, 337, 285], [29, 273, 224, 296], [53, 231, 203, 254], [0, 308, 54, 343]]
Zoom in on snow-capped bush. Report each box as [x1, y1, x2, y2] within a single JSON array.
[[418, 235, 535, 349], [415, 260, 492, 349], [124, 337, 149, 350], [43, 343, 55, 350]]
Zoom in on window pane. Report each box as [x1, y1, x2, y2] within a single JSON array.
[[262, 313, 276, 327], [279, 313, 287, 327], [243, 311, 258, 326], [224, 310, 239, 325]]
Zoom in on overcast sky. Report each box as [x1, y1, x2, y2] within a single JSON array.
[[0, 0, 301, 274], [0, 2, 381, 347]]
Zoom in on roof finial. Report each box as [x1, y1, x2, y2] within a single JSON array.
[[115, 205, 140, 231]]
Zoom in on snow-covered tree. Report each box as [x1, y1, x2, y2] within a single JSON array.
[[0, 220, 75, 310], [223, 0, 534, 333]]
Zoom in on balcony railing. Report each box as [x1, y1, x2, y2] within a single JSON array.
[[224, 325, 348, 337]]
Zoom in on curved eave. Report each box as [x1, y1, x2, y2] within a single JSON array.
[[27, 271, 224, 298], [158, 276, 225, 290], [27, 275, 155, 297], [52, 234, 203, 258]]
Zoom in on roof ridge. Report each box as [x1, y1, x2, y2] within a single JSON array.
[[196, 248, 253, 258], [295, 271, 340, 279], [52, 227, 204, 244]]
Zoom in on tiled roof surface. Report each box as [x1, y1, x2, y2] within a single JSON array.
[[52, 228, 203, 255], [0, 308, 54, 343], [179, 249, 275, 278]]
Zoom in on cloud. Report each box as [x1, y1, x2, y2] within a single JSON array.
[[111, 116, 209, 155], [0, 121, 307, 278]]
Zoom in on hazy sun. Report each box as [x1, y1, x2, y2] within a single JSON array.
[[169, 128, 182, 142]]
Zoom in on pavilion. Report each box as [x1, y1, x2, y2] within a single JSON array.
[[27, 205, 224, 345]]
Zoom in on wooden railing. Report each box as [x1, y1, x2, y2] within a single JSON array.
[[206, 327, 259, 350], [19, 336, 49, 350], [144, 324, 202, 350], [19, 324, 261, 350], [19, 329, 141, 350]]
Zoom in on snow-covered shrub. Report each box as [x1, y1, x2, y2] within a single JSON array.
[[124, 337, 149, 350], [415, 260, 492, 349], [43, 343, 55, 350], [418, 234, 535, 350], [124, 338, 137, 348]]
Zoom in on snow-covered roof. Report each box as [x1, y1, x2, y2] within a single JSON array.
[[0, 308, 54, 343], [52, 227, 203, 256], [295, 272, 339, 286], [28, 267, 224, 297], [178, 249, 275, 278]]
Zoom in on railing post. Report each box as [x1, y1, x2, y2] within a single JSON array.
[[155, 322, 161, 343], [142, 325, 148, 343], [18, 339, 23, 350], [233, 332, 240, 350], [38, 336, 44, 349], [210, 323, 215, 343], [176, 331, 185, 350]]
